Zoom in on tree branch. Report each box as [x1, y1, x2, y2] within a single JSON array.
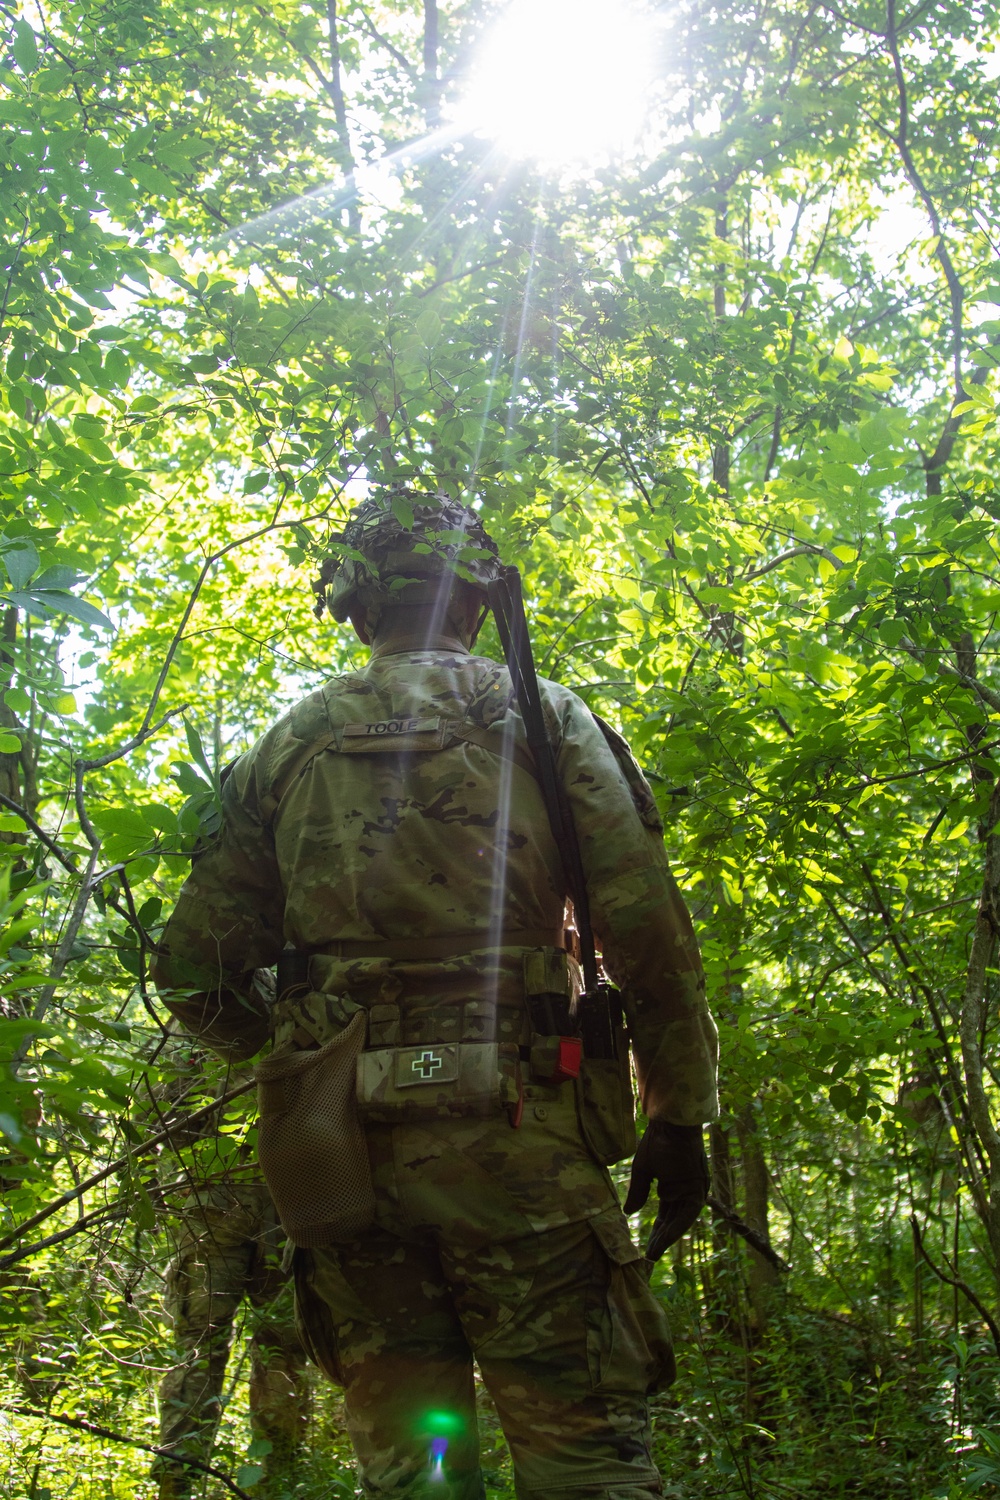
[[884, 0, 969, 490], [0, 789, 78, 873], [353, 4, 416, 75], [423, 0, 440, 126], [911, 1216, 1000, 1357], [6, 1406, 254, 1500], [708, 1194, 791, 1272], [0, 1079, 256, 1253], [840, 740, 1000, 796], [742, 543, 846, 583], [11, 844, 101, 1071]]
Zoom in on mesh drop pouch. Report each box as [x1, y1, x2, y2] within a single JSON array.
[[255, 1009, 375, 1248]]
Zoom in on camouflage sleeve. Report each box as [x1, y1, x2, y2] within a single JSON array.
[[150, 744, 283, 1062], [545, 685, 719, 1127]]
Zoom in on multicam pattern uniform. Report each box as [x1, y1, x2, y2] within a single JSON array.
[[153, 637, 718, 1500], [157, 1180, 309, 1500], [152, 1072, 309, 1500]]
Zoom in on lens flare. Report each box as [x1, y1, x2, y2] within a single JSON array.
[[458, 0, 654, 166], [429, 1434, 449, 1480], [424, 1409, 463, 1436]]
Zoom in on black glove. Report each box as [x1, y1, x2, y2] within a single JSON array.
[[623, 1120, 710, 1260]]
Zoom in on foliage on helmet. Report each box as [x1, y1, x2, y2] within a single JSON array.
[[315, 488, 502, 621]]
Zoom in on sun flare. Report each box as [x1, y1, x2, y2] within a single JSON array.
[[459, 0, 655, 167]]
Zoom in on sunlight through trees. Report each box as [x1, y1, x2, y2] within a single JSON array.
[[2, 0, 1000, 1494]]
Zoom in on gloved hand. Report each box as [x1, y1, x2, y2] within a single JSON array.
[[623, 1119, 710, 1260]]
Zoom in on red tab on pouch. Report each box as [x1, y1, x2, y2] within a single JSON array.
[[553, 1036, 582, 1083]]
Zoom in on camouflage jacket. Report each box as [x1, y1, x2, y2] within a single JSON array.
[[152, 636, 718, 1126]]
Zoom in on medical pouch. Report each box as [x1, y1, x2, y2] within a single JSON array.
[[356, 1040, 521, 1122]]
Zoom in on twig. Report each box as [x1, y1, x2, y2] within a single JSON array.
[[742, 543, 846, 583], [840, 740, 1000, 796], [0, 790, 79, 873], [352, 3, 416, 74], [911, 1215, 1000, 1357], [5, 1405, 254, 1500], [77, 704, 188, 774], [708, 1194, 791, 1272], [0, 1079, 256, 1252], [0, 1205, 129, 1271], [11, 845, 101, 1071], [0, 1164, 258, 1270]]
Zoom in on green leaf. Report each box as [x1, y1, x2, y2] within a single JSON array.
[[11, 20, 39, 73], [32, 566, 78, 590], [91, 804, 173, 839], [1, 540, 38, 590], [137, 896, 163, 927], [5, 589, 114, 631], [184, 719, 214, 781], [173, 762, 211, 797], [148, 251, 186, 279], [3, 686, 29, 715]]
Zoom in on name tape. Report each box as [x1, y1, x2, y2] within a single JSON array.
[[343, 718, 441, 738]]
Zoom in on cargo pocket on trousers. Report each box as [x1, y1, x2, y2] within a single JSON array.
[[291, 1248, 345, 1387], [586, 1211, 675, 1395]]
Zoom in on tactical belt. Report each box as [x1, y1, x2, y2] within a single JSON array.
[[310, 928, 566, 962]]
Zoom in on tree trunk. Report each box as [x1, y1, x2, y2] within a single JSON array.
[[712, 196, 730, 496], [707, 1120, 741, 1334], [0, 607, 25, 849], [423, 0, 440, 127], [326, 0, 359, 231], [737, 1103, 780, 1328]]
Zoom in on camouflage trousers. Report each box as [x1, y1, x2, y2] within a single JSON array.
[[292, 1103, 674, 1500], [156, 1180, 309, 1500]]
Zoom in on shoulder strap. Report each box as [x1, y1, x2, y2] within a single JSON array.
[[487, 569, 599, 993]]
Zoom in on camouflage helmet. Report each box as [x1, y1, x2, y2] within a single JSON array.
[[315, 488, 502, 623]]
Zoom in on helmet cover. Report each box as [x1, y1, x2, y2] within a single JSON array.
[[316, 488, 502, 622]]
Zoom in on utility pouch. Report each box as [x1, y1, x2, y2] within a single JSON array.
[[254, 1009, 375, 1249], [529, 1032, 582, 1085], [575, 1029, 636, 1165], [356, 1041, 521, 1123]]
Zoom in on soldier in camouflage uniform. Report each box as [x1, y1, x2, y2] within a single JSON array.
[[152, 492, 718, 1500], [153, 1060, 309, 1500]]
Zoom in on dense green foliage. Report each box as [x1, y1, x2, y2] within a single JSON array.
[[3, 0, 1000, 1494]]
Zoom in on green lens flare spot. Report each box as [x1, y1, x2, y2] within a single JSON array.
[[423, 1410, 464, 1437]]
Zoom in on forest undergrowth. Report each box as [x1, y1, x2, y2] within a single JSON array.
[[4, 1247, 998, 1499]]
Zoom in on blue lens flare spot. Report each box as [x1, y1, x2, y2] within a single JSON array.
[[429, 1434, 449, 1482]]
